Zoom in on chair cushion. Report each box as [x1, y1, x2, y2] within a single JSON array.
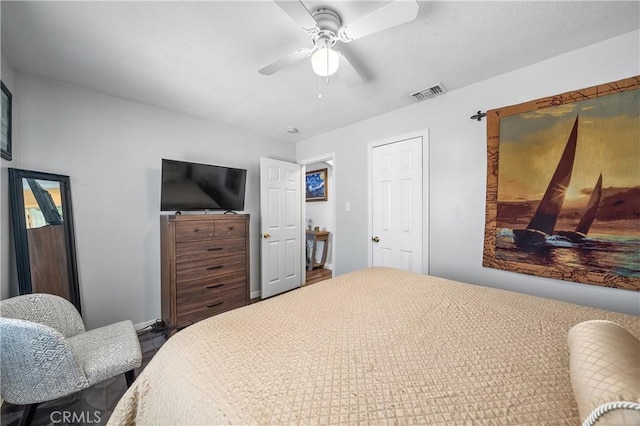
[[567, 320, 640, 425], [0, 318, 89, 405], [68, 320, 142, 385]]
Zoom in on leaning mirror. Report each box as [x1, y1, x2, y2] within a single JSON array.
[[8, 168, 81, 314]]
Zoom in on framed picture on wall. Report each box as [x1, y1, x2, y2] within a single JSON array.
[[306, 168, 327, 202], [1, 81, 12, 161]]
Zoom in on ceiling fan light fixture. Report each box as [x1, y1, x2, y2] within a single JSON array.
[[311, 46, 340, 77]]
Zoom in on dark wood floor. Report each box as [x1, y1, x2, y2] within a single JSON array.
[[305, 267, 332, 285]]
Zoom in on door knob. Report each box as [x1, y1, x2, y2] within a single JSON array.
[[371, 236, 380, 243], [263, 233, 270, 239]]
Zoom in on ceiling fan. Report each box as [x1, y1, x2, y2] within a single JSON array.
[[259, 0, 420, 87]]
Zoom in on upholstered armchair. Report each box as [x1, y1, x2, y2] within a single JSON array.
[[0, 293, 142, 424]]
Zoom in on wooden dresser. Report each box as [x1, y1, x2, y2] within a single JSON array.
[[160, 214, 250, 333]]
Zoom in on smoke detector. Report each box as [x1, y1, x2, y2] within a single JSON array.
[[410, 83, 447, 101]]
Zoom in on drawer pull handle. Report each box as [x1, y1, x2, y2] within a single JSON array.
[[206, 265, 224, 270], [207, 300, 224, 308], [207, 247, 223, 251], [228, 227, 234, 230], [206, 284, 224, 289], [193, 229, 200, 233]]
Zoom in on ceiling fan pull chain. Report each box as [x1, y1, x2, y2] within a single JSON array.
[[318, 75, 322, 99], [326, 49, 330, 80]]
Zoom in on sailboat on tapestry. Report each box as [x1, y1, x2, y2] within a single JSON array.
[[508, 116, 603, 247], [553, 173, 602, 244]]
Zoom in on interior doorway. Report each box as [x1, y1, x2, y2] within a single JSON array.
[[299, 153, 336, 285]]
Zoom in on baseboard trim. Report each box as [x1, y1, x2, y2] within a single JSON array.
[[250, 290, 261, 300]]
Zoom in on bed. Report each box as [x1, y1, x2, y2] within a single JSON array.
[[108, 267, 640, 425]]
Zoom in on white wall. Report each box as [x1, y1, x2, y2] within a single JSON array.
[[305, 162, 333, 267], [11, 73, 294, 329], [296, 30, 640, 315], [1, 50, 17, 301]]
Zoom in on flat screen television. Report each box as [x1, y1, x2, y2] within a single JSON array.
[[160, 159, 247, 212]]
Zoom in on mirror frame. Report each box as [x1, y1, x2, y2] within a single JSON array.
[[8, 168, 81, 314]]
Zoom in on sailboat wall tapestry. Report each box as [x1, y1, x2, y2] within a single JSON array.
[[483, 75, 640, 291]]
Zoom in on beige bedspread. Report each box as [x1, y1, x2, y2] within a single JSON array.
[[109, 268, 640, 425]]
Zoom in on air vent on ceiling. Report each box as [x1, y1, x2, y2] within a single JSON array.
[[410, 83, 447, 101]]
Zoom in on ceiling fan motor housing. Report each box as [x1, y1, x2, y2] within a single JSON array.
[[311, 8, 342, 47]]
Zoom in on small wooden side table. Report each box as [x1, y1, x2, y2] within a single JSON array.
[[306, 230, 330, 271]]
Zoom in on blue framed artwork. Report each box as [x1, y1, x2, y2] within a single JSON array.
[[306, 168, 327, 202]]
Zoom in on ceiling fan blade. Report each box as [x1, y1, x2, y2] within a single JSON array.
[[338, 0, 419, 42], [337, 52, 364, 88], [274, 0, 319, 36], [259, 48, 314, 75]]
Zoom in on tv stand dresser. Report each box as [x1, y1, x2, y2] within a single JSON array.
[[160, 214, 250, 334]]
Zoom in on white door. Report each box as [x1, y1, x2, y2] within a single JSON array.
[[370, 137, 423, 272], [260, 158, 302, 298]]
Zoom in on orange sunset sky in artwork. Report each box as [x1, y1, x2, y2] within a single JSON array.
[[496, 90, 639, 210]]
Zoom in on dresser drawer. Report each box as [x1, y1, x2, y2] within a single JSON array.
[[214, 219, 245, 238], [176, 253, 246, 282], [176, 272, 246, 302], [176, 290, 247, 326], [176, 238, 245, 262], [175, 221, 214, 241]]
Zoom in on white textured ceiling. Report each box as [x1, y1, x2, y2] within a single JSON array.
[[2, 1, 639, 142]]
